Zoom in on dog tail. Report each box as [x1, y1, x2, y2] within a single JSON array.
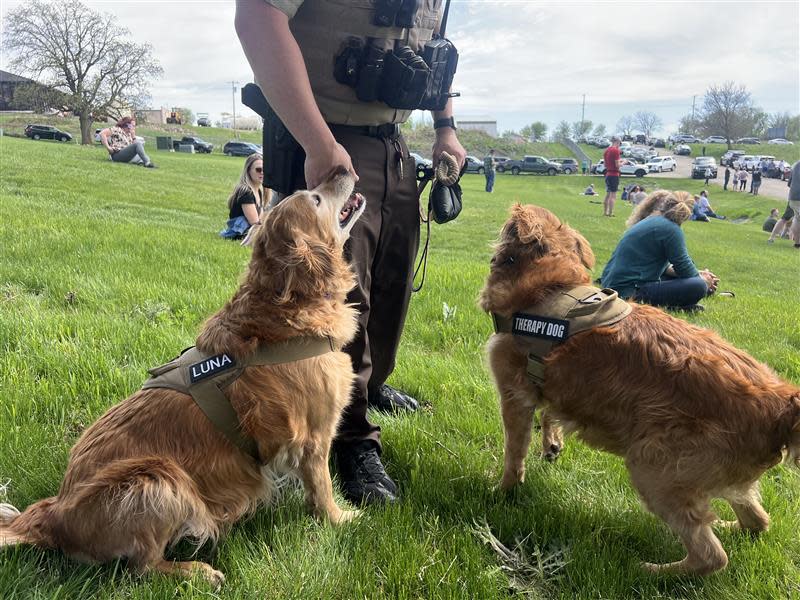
[[0, 497, 59, 549]]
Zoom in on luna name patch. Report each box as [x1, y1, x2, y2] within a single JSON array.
[[189, 353, 236, 383], [511, 313, 569, 342]]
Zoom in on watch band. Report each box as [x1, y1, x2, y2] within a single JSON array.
[[433, 117, 457, 131]]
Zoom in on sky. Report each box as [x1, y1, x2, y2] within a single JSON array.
[[1, 0, 798, 137]]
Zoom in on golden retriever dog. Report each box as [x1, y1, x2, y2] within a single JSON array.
[[0, 169, 366, 586], [479, 203, 800, 575]]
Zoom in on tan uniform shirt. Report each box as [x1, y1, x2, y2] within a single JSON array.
[[263, 0, 442, 125]]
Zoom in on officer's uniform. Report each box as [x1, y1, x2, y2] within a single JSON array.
[[262, 0, 444, 448]]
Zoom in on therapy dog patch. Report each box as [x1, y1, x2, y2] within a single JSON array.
[[189, 353, 237, 383], [511, 313, 570, 342]]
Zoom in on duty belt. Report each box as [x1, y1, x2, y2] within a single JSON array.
[[328, 123, 401, 139], [141, 336, 336, 463], [491, 286, 631, 387]]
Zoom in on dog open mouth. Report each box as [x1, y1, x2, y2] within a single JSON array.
[[339, 192, 365, 228]]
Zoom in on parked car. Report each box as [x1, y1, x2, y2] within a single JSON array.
[[645, 156, 677, 172], [552, 158, 579, 174], [595, 138, 611, 148], [222, 141, 261, 156], [196, 116, 212, 127], [691, 156, 718, 179], [494, 156, 513, 173], [720, 150, 745, 166], [653, 138, 666, 148], [410, 152, 432, 171], [594, 158, 648, 178], [704, 135, 727, 144], [504, 155, 562, 175], [464, 155, 484, 174], [173, 136, 213, 153], [733, 155, 758, 170], [25, 124, 72, 142], [767, 138, 794, 145], [674, 134, 699, 144], [674, 144, 692, 156], [735, 137, 760, 144]]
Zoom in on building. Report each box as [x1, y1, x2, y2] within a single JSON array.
[[0, 69, 52, 111], [457, 116, 498, 138], [134, 107, 170, 125]]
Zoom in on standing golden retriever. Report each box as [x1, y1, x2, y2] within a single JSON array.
[[0, 170, 366, 586], [479, 202, 800, 575]]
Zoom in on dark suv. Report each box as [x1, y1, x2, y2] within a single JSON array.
[[25, 124, 72, 142], [173, 136, 213, 153], [223, 141, 261, 156], [553, 158, 579, 174]]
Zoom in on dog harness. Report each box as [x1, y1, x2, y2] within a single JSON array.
[[141, 336, 336, 463], [491, 286, 631, 387]]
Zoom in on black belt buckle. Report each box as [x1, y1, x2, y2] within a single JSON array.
[[371, 123, 399, 138]]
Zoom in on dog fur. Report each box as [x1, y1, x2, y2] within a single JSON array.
[[479, 203, 800, 575], [0, 170, 366, 586]]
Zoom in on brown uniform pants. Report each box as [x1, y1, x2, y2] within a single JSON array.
[[272, 126, 419, 449]]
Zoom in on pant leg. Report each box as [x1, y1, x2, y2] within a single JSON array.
[[486, 171, 495, 192], [111, 141, 151, 165], [634, 276, 708, 308]]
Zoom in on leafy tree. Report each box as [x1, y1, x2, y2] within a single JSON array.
[[591, 124, 607, 138], [520, 121, 547, 141], [552, 120, 571, 142], [3, 0, 162, 144], [616, 115, 635, 137], [633, 111, 662, 138], [696, 82, 760, 148], [786, 115, 800, 142], [174, 107, 195, 126], [571, 120, 592, 139]]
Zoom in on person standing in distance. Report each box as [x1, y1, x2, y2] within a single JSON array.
[[236, 0, 466, 505], [603, 136, 622, 217], [484, 149, 496, 193]]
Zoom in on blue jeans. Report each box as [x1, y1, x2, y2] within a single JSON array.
[[485, 170, 495, 192], [111, 141, 151, 166], [633, 275, 708, 308]]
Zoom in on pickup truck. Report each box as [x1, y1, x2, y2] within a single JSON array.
[[173, 136, 213, 153], [503, 155, 562, 176]]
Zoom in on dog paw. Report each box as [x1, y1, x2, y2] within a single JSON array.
[[336, 509, 361, 524], [640, 561, 663, 574], [542, 443, 562, 462], [195, 563, 225, 590], [712, 519, 740, 531]]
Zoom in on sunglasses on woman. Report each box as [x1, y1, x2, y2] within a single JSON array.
[[253, 167, 263, 173]]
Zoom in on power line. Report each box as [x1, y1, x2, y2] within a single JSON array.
[[229, 81, 239, 138]]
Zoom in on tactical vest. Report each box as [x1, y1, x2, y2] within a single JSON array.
[[283, 0, 442, 125], [491, 286, 631, 387], [141, 336, 336, 462]]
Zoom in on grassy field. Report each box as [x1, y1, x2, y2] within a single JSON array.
[[1, 135, 799, 599]]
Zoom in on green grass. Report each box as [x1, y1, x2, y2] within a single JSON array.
[[1, 135, 799, 599]]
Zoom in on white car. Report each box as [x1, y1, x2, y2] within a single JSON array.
[[734, 155, 759, 170], [768, 138, 794, 145], [594, 158, 649, 178], [645, 156, 677, 172], [704, 136, 727, 144]]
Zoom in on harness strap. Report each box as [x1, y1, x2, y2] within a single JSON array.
[[491, 286, 631, 387], [141, 336, 336, 463]]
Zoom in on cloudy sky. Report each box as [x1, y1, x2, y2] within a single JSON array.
[[2, 0, 798, 135]]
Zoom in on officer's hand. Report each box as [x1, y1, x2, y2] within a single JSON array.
[[432, 128, 466, 171], [304, 141, 358, 190]]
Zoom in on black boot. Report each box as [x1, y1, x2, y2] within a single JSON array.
[[368, 384, 419, 413], [334, 440, 398, 505]]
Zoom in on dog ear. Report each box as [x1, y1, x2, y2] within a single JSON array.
[[291, 231, 335, 280], [573, 230, 595, 269]]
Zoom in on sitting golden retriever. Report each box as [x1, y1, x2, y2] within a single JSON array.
[[479, 202, 800, 575], [0, 169, 366, 586]]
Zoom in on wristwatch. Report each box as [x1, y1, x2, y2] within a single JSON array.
[[433, 117, 457, 131]]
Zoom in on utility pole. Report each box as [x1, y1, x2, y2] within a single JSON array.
[[580, 94, 586, 135], [230, 81, 239, 138], [690, 95, 696, 133]]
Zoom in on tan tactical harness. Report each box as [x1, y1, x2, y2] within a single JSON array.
[[141, 336, 336, 463], [491, 286, 631, 387]]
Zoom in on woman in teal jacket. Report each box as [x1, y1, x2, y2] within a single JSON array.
[[601, 190, 719, 311]]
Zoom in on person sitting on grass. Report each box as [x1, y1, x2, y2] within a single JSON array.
[[762, 208, 780, 233], [220, 153, 265, 240], [600, 190, 719, 312], [691, 190, 725, 221], [584, 184, 597, 195], [98, 117, 156, 168], [629, 185, 647, 206]]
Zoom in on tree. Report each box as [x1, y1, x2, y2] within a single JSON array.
[[591, 123, 607, 138], [634, 111, 662, 139], [571, 120, 592, 139], [3, 0, 162, 144], [787, 115, 800, 142], [174, 107, 195, 126], [552, 120, 572, 142], [696, 82, 759, 148], [616, 115, 635, 137], [520, 121, 547, 141]]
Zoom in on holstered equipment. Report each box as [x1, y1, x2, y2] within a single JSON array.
[[491, 286, 631, 387], [141, 336, 336, 463]]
